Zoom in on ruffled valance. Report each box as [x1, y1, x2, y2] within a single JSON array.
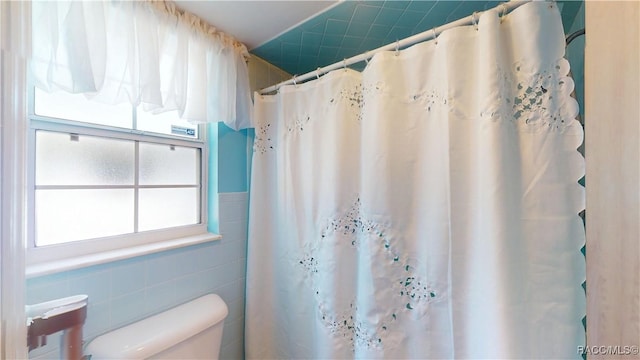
[[30, 0, 252, 130]]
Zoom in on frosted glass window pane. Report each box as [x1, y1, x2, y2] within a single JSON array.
[[34, 88, 133, 128], [137, 109, 198, 138], [139, 143, 199, 185], [35, 189, 134, 246], [138, 188, 199, 232], [36, 131, 135, 185]]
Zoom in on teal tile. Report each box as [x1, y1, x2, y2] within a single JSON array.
[[445, 2, 470, 22], [360, 38, 384, 52], [324, 2, 357, 21], [397, 10, 425, 27], [428, 1, 461, 23], [302, 32, 323, 46], [374, 8, 403, 26], [386, 26, 413, 43], [346, 22, 371, 37], [299, 55, 319, 74], [281, 42, 300, 57], [301, 44, 319, 57], [352, 4, 382, 23], [368, 24, 391, 40], [325, 19, 349, 35], [482, 1, 502, 11], [383, 1, 410, 10], [305, 21, 326, 34], [336, 47, 356, 60], [407, 1, 437, 12], [341, 36, 364, 49], [278, 30, 302, 44], [248, 0, 584, 77], [318, 46, 340, 60], [322, 34, 344, 47], [301, 17, 326, 31]]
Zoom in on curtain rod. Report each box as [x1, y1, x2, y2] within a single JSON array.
[[259, 0, 532, 94]]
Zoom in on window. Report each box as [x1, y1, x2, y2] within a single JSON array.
[[28, 88, 212, 268]]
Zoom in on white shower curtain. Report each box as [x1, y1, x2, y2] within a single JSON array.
[[246, 2, 585, 359]]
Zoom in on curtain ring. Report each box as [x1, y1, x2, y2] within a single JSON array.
[[364, 51, 370, 65], [316, 68, 321, 79], [293, 75, 298, 86], [472, 12, 479, 31], [432, 27, 438, 45], [499, 4, 508, 23], [343, 59, 347, 71], [471, 12, 479, 30], [395, 39, 400, 56]]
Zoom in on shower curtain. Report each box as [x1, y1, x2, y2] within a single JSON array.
[[246, 2, 585, 359]]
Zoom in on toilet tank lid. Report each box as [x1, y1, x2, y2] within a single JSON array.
[[86, 294, 228, 359]]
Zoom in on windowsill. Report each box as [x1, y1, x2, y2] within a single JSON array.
[[26, 232, 222, 278]]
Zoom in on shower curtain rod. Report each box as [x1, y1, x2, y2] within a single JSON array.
[[258, 0, 532, 94]]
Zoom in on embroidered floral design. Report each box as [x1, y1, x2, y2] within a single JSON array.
[[408, 89, 449, 112], [399, 263, 437, 310], [253, 123, 274, 154], [321, 198, 381, 247], [329, 82, 386, 121], [295, 197, 438, 352], [287, 113, 312, 134], [480, 59, 577, 132], [320, 302, 385, 351], [299, 253, 319, 274]]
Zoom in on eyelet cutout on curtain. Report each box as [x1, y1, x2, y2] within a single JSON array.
[[253, 122, 275, 154], [293, 197, 439, 352], [286, 113, 312, 134], [406, 89, 450, 114], [482, 58, 578, 132], [328, 81, 387, 122]]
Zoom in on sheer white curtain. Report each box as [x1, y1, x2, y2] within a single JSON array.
[[30, 0, 252, 130], [246, 2, 585, 359]]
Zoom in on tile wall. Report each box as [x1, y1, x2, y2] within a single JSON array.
[[27, 193, 248, 359]]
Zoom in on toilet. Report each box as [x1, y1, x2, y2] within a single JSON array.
[[85, 294, 228, 359]]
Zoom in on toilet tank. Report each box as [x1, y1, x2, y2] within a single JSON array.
[[86, 294, 228, 359]]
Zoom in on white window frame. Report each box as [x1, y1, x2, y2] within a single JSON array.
[[26, 86, 219, 277]]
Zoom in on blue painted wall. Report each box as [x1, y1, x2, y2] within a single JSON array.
[[217, 123, 250, 193]]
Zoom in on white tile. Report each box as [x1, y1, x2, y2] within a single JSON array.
[[218, 192, 248, 204], [219, 219, 248, 243], [225, 297, 245, 324], [221, 318, 245, 352], [111, 260, 145, 298], [216, 278, 245, 305], [219, 202, 248, 224], [69, 269, 112, 304], [84, 300, 111, 339], [110, 290, 146, 329], [220, 340, 244, 360], [27, 280, 71, 305], [145, 252, 178, 286], [145, 280, 177, 315]]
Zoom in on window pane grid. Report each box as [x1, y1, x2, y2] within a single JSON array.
[[33, 128, 203, 247]]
